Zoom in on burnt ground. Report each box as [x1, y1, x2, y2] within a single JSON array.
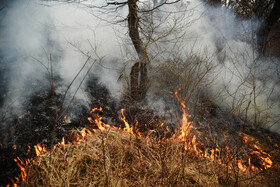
[[0, 75, 119, 185], [0, 71, 280, 185]]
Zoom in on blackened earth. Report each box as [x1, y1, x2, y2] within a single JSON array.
[[0, 73, 280, 185], [0, 75, 120, 185]]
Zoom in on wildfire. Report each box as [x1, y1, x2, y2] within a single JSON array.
[[121, 109, 133, 134], [88, 107, 110, 131], [34, 143, 47, 157], [173, 90, 273, 172], [11, 92, 274, 185], [13, 157, 27, 182]]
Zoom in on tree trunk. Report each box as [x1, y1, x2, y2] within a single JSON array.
[[130, 62, 140, 100], [128, 0, 148, 101], [207, 0, 221, 7], [257, 0, 280, 53]]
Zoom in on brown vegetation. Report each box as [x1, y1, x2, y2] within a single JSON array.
[[17, 125, 279, 186]]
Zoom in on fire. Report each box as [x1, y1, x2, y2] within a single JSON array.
[[81, 128, 92, 138], [238, 160, 247, 172], [121, 109, 133, 134], [14, 157, 27, 181], [240, 133, 273, 170], [34, 143, 47, 157], [173, 90, 273, 172], [11, 93, 275, 185], [88, 107, 110, 131], [61, 137, 65, 145], [174, 91, 193, 144]]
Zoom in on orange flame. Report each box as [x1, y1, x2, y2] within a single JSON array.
[[13, 96, 275, 185], [174, 90, 273, 172], [174, 91, 193, 143], [14, 157, 27, 181], [60, 137, 65, 145], [89, 107, 111, 130], [81, 128, 92, 138], [34, 143, 46, 157], [121, 109, 133, 134]]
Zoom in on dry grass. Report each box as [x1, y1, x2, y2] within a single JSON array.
[[17, 127, 279, 187]]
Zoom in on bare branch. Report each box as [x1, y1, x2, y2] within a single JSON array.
[[140, 0, 181, 13]]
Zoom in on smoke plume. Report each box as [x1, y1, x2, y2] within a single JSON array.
[[0, 0, 279, 141]]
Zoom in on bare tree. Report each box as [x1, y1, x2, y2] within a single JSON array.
[[127, 0, 148, 101], [43, 0, 182, 101]]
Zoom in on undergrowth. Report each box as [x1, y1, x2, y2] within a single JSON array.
[[19, 127, 276, 186]]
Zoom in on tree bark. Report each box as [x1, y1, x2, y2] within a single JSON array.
[[207, 0, 221, 7], [130, 62, 140, 100], [128, 0, 148, 101], [257, 0, 280, 53]]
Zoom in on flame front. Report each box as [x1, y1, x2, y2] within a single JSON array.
[[12, 99, 274, 185], [173, 90, 273, 172]]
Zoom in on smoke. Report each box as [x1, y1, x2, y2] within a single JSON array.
[[0, 0, 56, 111], [199, 4, 280, 133], [0, 0, 128, 147], [145, 0, 280, 133], [0, 0, 125, 116], [0, 0, 279, 138]]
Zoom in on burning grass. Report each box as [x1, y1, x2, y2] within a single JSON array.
[[15, 128, 279, 186], [15, 128, 234, 186], [12, 104, 280, 186]]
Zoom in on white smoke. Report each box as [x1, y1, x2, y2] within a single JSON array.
[[0, 0, 279, 134], [144, 0, 280, 133], [44, 1, 127, 101], [0, 0, 126, 116], [0, 0, 56, 112]]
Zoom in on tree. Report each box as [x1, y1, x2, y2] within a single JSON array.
[[127, 0, 148, 101], [45, 0, 181, 101], [104, 0, 183, 101], [205, 0, 221, 7], [256, 0, 280, 53]]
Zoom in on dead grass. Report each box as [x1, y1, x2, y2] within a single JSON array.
[[17, 127, 279, 187]]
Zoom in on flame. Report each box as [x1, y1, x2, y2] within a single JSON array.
[[34, 143, 47, 157], [173, 91, 273, 172], [60, 137, 65, 145], [121, 109, 133, 134], [238, 160, 247, 172], [240, 134, 273, 170], [174, 91, 193, 143], [268, 136, 272, 143], [14, 157, 27, 181], [89, 107, 111, 131], [12, 97, 275, 185], [81, 128, 92, 138], [250, 149, 273, 170]]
